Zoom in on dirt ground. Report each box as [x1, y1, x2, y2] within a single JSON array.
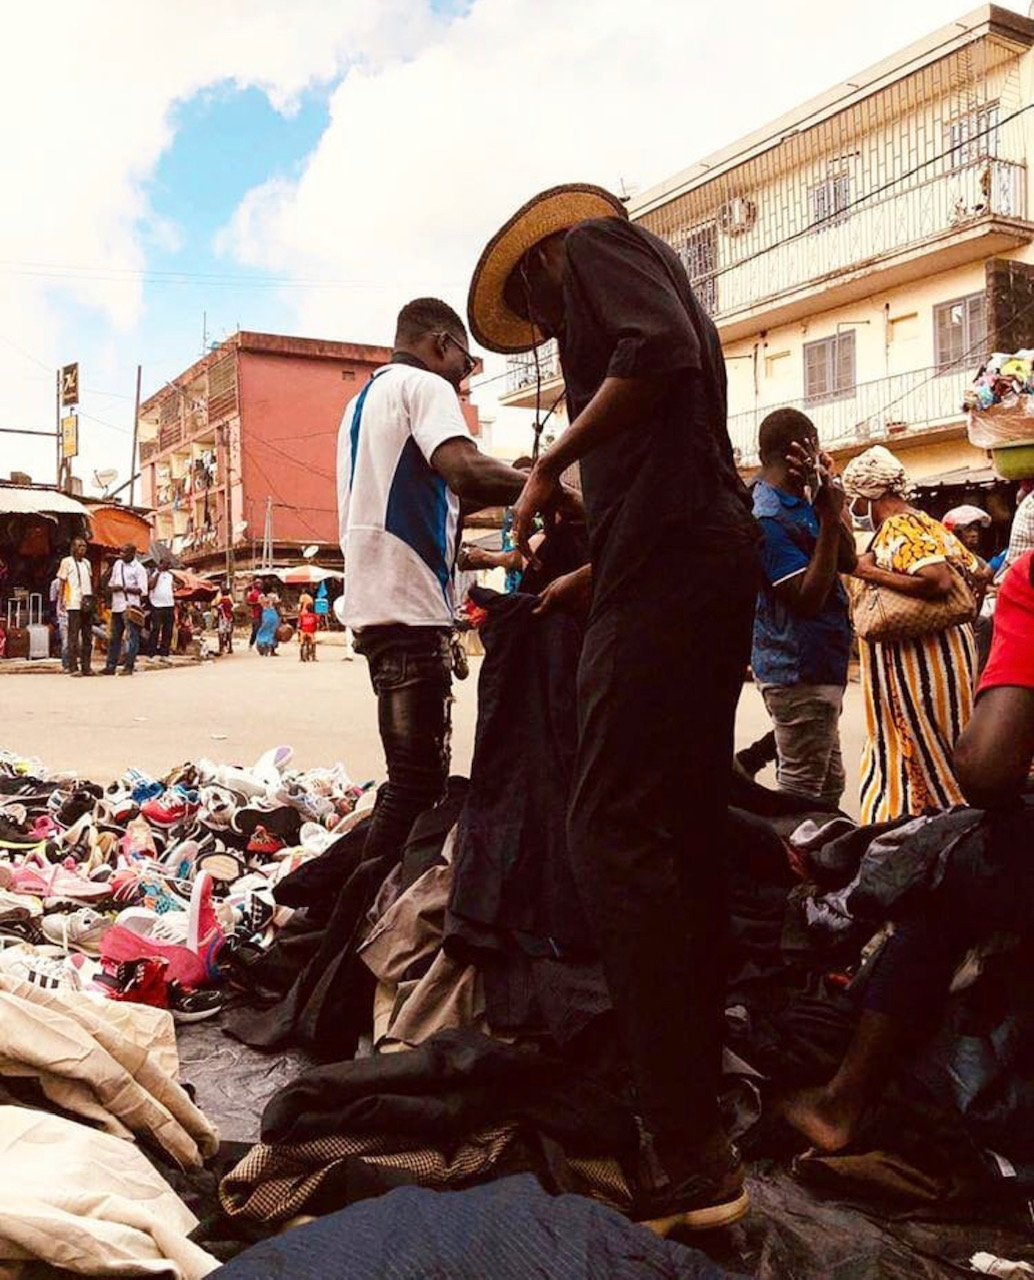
[[1, 636, 866, 816]]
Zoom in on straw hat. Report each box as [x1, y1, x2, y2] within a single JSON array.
[[467, 183, 628, 354]]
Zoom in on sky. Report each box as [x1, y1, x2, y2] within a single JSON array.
[[1, 0, 1028, 491]]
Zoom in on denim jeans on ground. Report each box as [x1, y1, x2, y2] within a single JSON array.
[[355, 626, 453, 868], [760, 682, 846, 810], [106, 611, 141, 672]]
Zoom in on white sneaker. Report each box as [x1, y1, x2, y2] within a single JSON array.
[[40, 908, 112, 955], [0, 943, 82, 990]]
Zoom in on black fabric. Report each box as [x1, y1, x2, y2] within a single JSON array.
[[446, 588, 592, 961], [568, 538, 758, 1150], [209, 1174, 747, 1280], [518, 515, 590, 598], [225, 785, 468, 1057], [261, 1028, 637, 1156], [558, 218, 755, 607]]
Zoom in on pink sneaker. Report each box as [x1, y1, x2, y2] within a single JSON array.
[[100, 871, 224, 988]]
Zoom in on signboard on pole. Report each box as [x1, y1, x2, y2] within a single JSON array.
[[61, 414, 78, 460], [61, 363, 79, 407]]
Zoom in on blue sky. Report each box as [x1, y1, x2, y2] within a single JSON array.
[[139, 85, 331, 362]]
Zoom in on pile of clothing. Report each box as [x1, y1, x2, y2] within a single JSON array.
[[0, 747, 376, 1018], [963, 349, 1034, 414]]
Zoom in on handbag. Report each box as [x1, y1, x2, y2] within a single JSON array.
[[849, 558, 976, 643], [126, 606, 146, 628]]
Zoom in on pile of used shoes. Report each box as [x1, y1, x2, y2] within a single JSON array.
[[0, 747, 376, 1021]]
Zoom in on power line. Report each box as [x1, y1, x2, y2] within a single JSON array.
[[0, 259, 466, 291]]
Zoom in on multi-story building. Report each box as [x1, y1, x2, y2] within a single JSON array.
[[501, 5, 1034, 483], [137, 331, 481, 573]]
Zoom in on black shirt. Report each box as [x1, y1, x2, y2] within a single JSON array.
[[558, 218, 755, 595]]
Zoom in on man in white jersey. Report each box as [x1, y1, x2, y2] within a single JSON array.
[[338, 297, 529, 865]]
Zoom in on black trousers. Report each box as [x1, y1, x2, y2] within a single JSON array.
[[249, 618, 261, 648], [65, 607, 95, 674], [355, 626, 453, 867], [567, 540, 757, 1152], [151, 607, 174, 657]]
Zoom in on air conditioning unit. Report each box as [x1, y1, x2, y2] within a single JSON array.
[[718, 197, 757, 236]]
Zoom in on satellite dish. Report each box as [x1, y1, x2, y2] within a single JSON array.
[[92, 468, 119, 493], [302, 544, 319, 559]]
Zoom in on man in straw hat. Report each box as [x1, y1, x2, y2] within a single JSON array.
[[338, 296, 529, 873], [468, 185, 759, 1232]]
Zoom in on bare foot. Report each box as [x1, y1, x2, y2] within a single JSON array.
[[781, 1086, 856, 1152]]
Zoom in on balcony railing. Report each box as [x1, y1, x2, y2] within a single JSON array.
[[505, 339, 561, 396], [727, 365, 971, 466], [677, 158, 1028, 323]]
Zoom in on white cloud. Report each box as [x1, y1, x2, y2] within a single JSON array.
[[214, 0, 1032, 445], [2, 0, 1030, 484], [0, 0, 446, 483]]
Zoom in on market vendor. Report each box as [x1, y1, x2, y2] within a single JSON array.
[[468, 185, 758, 1232]]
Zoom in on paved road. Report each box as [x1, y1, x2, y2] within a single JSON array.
[[1, 642, 866, 816]]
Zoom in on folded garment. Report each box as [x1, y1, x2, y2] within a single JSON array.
[[0, 1105, 218, 1278], [0, 973, 217, 1168]]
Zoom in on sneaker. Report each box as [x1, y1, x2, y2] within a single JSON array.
[[0, 944, 82, 991], [98, 956, 170, 1008], [100, 870, 225, 989], [141, 787, 198, 829], [246, 825, 285, 858], [635, 1139, 749, 1236], [40, 907, 112, 955], [168, 980, 224, 1023]]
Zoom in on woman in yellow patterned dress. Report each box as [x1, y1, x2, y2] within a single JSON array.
[[842, 447, 979, 823]]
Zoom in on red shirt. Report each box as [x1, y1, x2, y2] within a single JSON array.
[[246, 588, 261, 622], [299, 610, 318, 635], [979, 551, 1034, 694]]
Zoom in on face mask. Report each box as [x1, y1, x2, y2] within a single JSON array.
[[850, 497, 875, 534]]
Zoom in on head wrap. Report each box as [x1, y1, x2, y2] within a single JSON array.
[[842, 446, 914, 501], [942, 504, 991, 531]]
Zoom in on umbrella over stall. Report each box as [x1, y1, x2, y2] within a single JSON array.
[[274, 564, 344, 586]]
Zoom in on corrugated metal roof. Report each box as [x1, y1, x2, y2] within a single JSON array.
[[0, 486, 89, 517]]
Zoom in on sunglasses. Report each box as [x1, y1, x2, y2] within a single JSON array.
[[438, 331, 478, 381]]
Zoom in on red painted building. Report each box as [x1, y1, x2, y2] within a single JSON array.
[[137, 331, 480, 573]]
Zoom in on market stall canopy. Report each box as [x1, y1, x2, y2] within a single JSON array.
[[172, 569, 218, 601], [274, 564, 344, 586], [88, 505, 151, 552], [0, 486, 89, 518]]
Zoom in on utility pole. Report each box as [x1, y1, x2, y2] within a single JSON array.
[[54, 370, 62, 489], [261, 496, 273, 569], [129, 364, 141, 507]]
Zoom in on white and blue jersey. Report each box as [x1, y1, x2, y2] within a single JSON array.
[[337, 361, 471, 629]]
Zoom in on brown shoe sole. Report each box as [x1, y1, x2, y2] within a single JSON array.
[[641, 1187, 750, 1235]]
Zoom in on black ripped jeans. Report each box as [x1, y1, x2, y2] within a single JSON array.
[[355, 625, 453, 867]]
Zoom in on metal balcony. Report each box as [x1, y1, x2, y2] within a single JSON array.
[[681, 158, 1030, 339], [727, 365, 971, 466]]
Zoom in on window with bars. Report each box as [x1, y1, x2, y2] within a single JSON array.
[[809, 173, 851, 231], [934, 293, 986, 372], [947, 103, 999, 170], [680, 223, 717, 315], [804, 332, 856, 404]]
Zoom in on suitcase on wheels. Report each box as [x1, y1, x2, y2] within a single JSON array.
[[27, 593, 50, 660], [5, 601, 29, 660]]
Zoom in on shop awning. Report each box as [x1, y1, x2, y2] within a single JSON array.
[[0, 486, 89, 517], [913, 466, 1002, 490], [88, 505, 152, 552], [172, 569, 218, 601]]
